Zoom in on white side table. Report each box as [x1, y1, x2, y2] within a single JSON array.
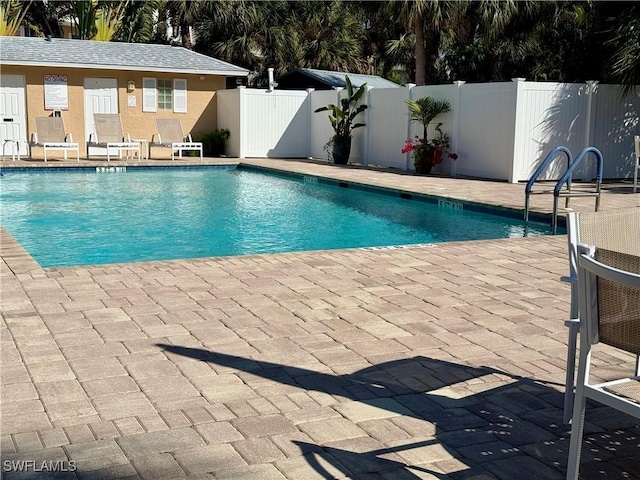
[[2, 139, 28, 161]]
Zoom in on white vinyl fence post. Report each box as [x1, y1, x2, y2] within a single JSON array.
[[405, 83, 416, 172], [363, 86, 374, 167], [452, 80, 466, 177], [238, 86, 246, 159], [306, 88, 315, 159], [332, 86, 343, 163], [510, 78, 527, 183], [584, 80, 598, 180]]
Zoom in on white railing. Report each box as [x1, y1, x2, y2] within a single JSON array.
[[217, 80, 640, 183]]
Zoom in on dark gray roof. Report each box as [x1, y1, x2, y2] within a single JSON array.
[[0, 36, 249, 76], [281, 68, 400, 89]]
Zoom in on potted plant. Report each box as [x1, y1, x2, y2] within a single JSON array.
[[403, 96, 457, 174], [315, 76, 368, 165]]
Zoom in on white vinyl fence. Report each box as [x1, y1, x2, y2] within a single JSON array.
[[217, 80, 640, 183]]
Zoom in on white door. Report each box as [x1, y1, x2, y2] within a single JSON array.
[[0, 75, 28, 156], [84, 77, 118, 156]]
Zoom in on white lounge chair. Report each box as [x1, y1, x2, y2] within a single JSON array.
[[149, 119, 202, 161], [29, 116, 79, 162], [566, 244, 640, 479], [562, 207, 640, 424], [87, 114, 140, 161]]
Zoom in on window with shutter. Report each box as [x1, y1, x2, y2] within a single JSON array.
[[173, 79, 187, 113], [142, 77, 157, 112]]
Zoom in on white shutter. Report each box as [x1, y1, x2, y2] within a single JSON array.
[[142, 77, 157, 112], [173, 78, 187, 113]]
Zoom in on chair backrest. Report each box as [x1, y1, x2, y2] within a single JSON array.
[[635, 135, 640, 161], [566, 208, 640, 318], [574, 208, 640, 255], [578, 246, 640, 354], [93, 114, 124, 143], [35, 116, 66, 143], [156, 119, 185, 144]]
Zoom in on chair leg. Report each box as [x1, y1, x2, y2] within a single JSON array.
[[566, 388, 587, 480], [566, 333, 593, 480], [563, 319, 580, 424]]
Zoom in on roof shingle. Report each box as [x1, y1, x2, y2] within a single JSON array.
[[0, 36, 249, 76]]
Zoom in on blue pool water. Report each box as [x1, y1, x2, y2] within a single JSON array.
[[0, 168, 552, 267]]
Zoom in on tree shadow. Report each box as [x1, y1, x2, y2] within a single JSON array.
[[156, 344, 586, 478], [536, 83, 639, 182]]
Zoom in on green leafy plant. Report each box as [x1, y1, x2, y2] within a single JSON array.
[[314, 76, 367, 164], [0, 0, 30, 36], [192, 129, 230, 157], [315, 76, 367, 138]]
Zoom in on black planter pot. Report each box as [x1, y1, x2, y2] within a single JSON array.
[[332, 136, 352, 165], [415, 161, 434, 175]]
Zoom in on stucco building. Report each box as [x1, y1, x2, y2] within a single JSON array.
[[0, 36, 248, 159]]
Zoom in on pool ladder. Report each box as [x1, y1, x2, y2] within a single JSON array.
[[524, 146, 603, 234]]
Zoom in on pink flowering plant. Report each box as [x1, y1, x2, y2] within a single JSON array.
[[402, 124, 458, 172], [403, 97, 458, 174]]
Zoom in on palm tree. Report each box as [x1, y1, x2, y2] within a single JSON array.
[[93, 3, 125, 41], [608, 3, 640, 93], [0, 0, 32, 36], [112, 0, 161, 43], [195, 1, 366, 87], [406, 96, 450, 141], [164, 0, 203, 49], [385, 33, 416, 84], [195, 1, 290, 84], [391, 0, 461, 85], [21, 0, 63, 37], [288, 1, 365, 74]]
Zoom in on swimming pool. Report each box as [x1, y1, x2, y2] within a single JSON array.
[[0, 167, 553, 267]]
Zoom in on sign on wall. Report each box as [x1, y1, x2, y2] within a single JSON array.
[[44, 74, 69, 110]]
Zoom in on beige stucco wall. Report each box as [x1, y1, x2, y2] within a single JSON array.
[[2, 64, 226, 159]]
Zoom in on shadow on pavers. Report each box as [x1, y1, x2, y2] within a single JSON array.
[[157, 344, 639, 479]]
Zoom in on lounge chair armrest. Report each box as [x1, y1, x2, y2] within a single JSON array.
[[185, 134, 193, 142], [88, 132, 97, 143], [65, 132, 73, 142], [31, 132, 39, 144], [151, 133, 162, 144]]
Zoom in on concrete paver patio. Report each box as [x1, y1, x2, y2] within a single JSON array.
[[1, 157, 639, 479]]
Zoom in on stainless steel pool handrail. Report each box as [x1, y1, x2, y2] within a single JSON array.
[[524, 146, 573, 228], [552, 147, 603, 234], [524, 146, 604, 234]]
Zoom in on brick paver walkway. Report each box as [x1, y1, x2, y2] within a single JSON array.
[[1, 157, 639, 479]]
